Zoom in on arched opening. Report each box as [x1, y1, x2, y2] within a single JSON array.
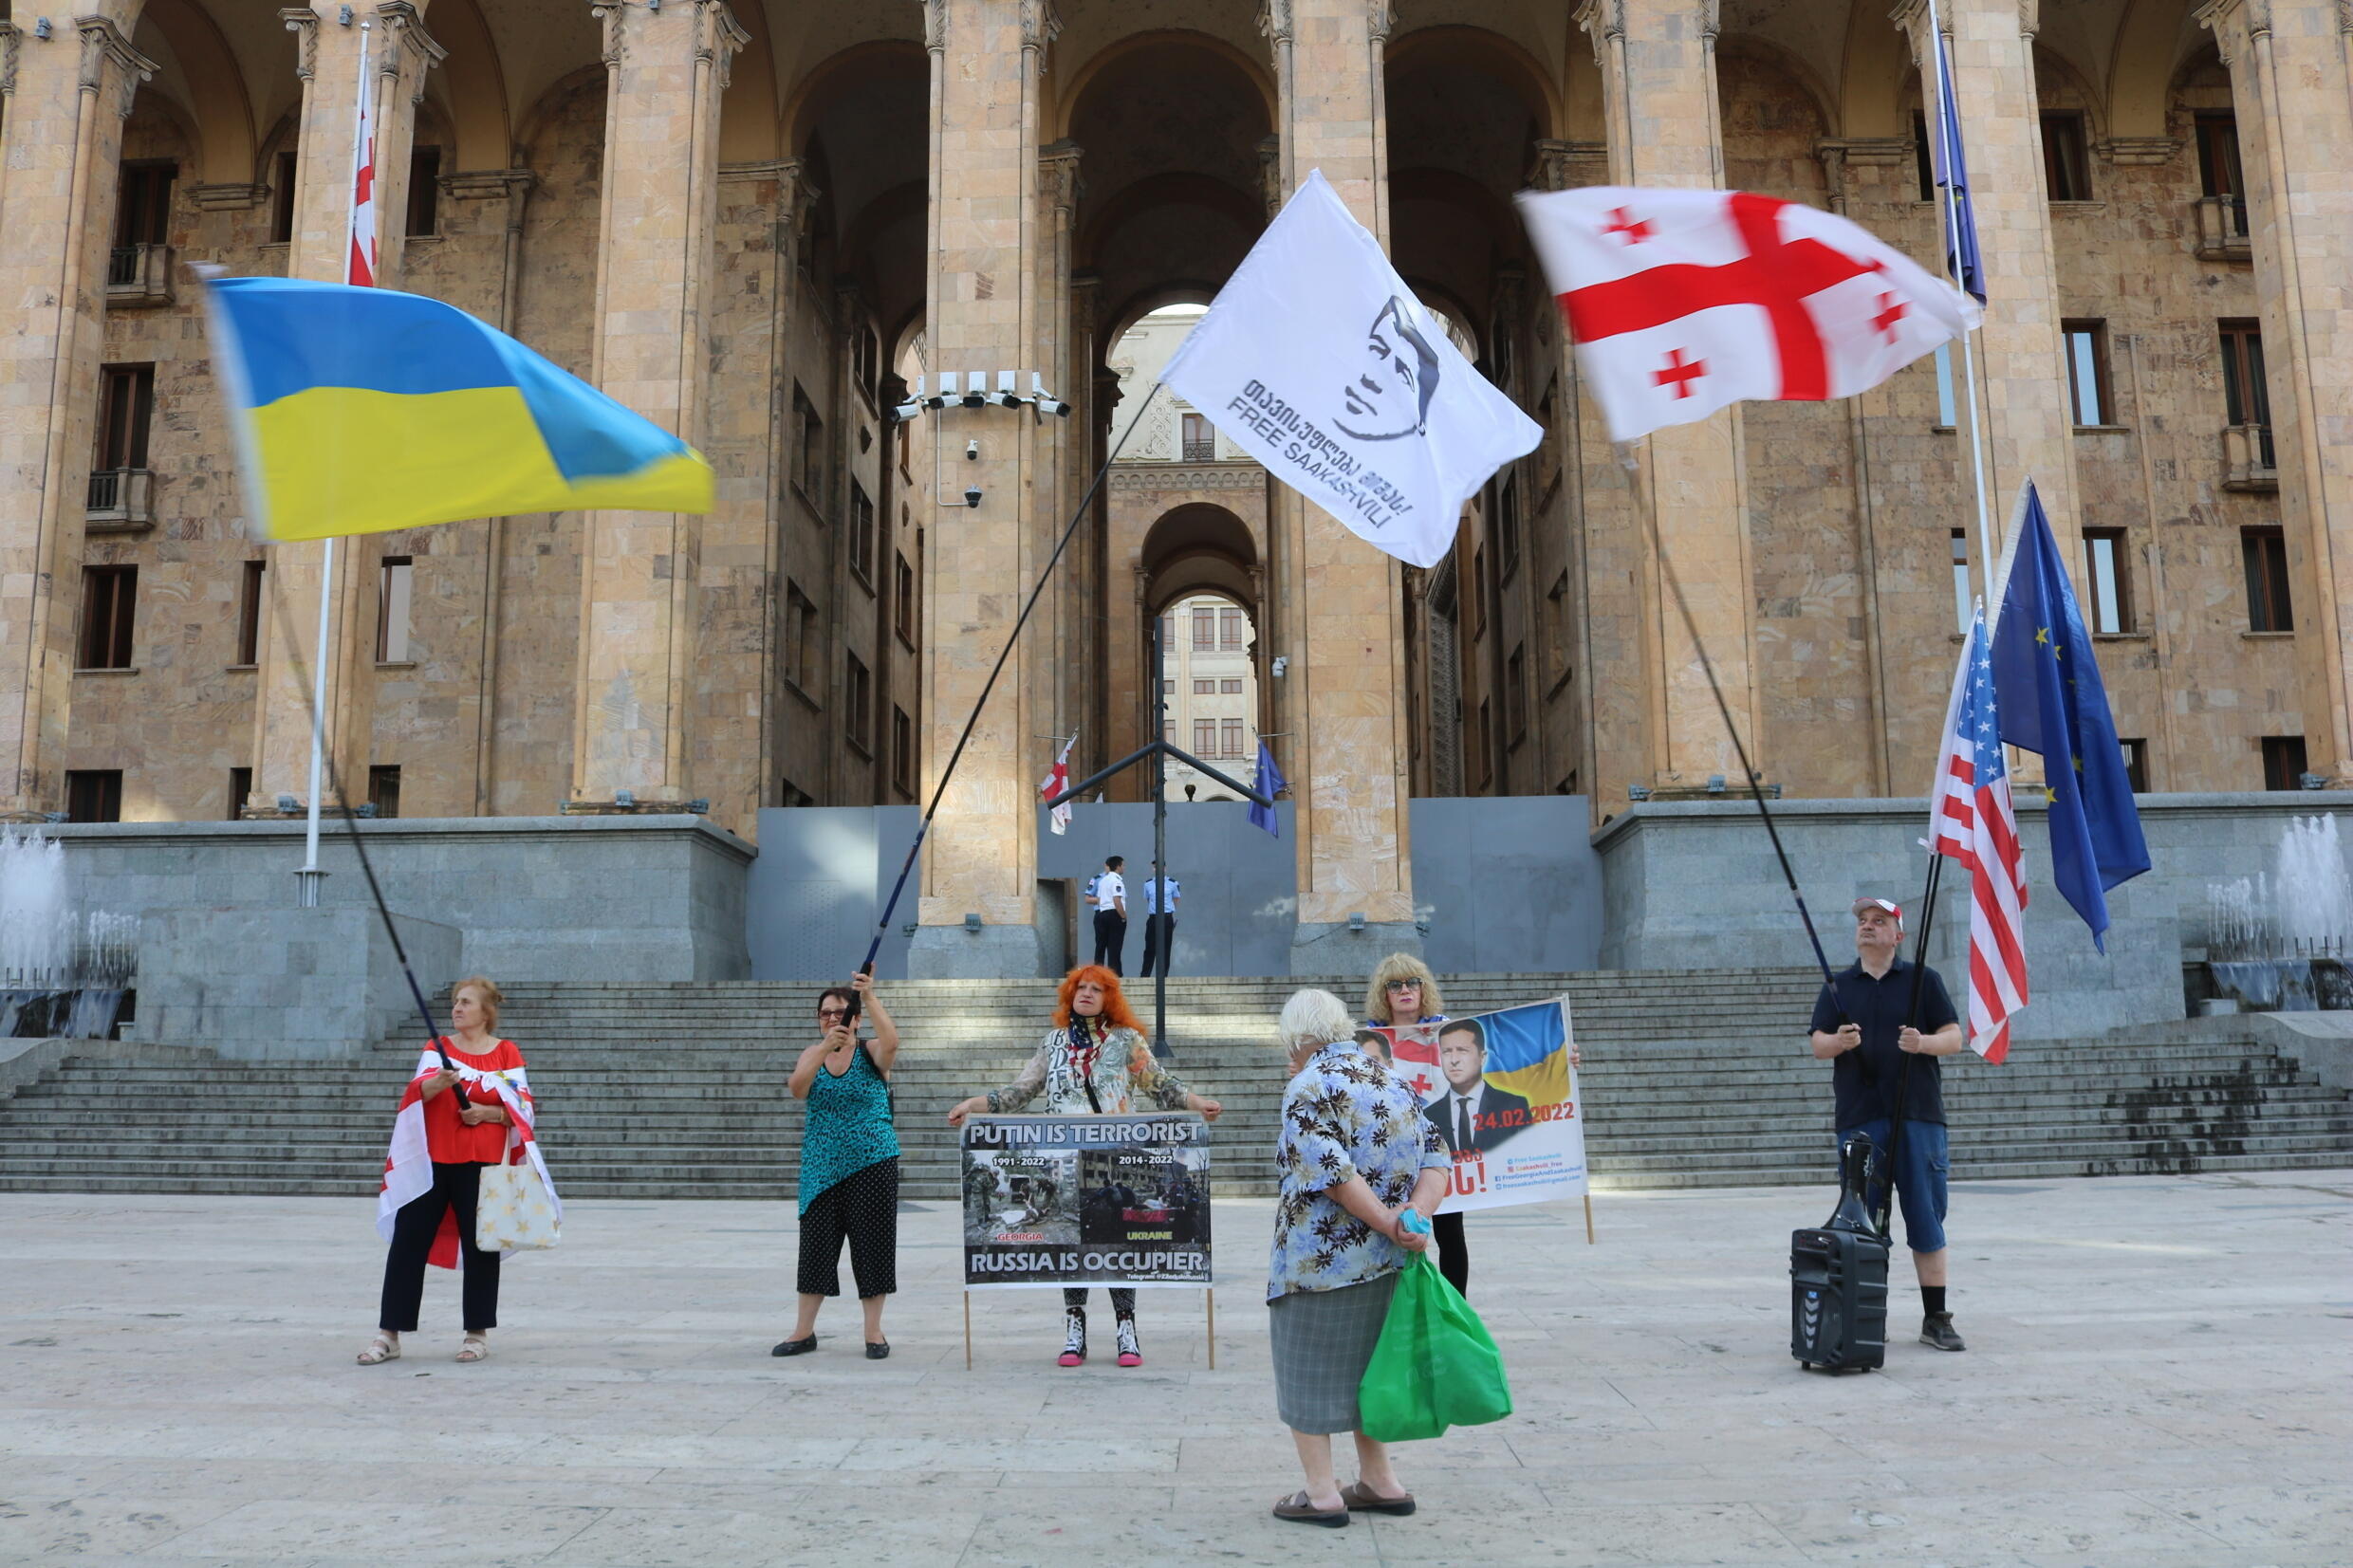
[[1140, 500, 1261, 805]]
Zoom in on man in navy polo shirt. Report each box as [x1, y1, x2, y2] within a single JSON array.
[[1809, 896, 1968, 1352]]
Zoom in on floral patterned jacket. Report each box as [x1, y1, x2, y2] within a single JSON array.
[[985, 1024, 1193, 1116], [1268, 1040, 1453, 1302]]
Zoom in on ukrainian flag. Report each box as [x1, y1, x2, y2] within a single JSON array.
[[203, 275, 711, 541], [1480, 999, 1574, 1110]]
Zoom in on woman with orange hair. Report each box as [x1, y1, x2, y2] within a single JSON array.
[[947, 965, 1222, 1368]]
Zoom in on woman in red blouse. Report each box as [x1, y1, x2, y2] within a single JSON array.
[[358, 978, 528, 1366]]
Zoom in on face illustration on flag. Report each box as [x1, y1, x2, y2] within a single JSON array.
[[1160, 170, 1542, 570], [1518, 186, 1981, 443]]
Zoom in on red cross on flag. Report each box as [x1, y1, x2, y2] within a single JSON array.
[[1517, 187, 1979, 443]]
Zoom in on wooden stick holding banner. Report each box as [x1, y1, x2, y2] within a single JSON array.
[[1205, 1287, 1216, 1371]]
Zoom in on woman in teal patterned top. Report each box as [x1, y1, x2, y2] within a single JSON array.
[[776, 972, 900, 1360]]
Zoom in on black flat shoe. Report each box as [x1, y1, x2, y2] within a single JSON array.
[[864, 1339, 890, 1360], [770, 1336, 817, 1356]]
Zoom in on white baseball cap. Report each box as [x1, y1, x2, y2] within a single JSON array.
[[1851, 896, 1904, 930]]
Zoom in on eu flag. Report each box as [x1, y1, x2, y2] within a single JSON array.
[[1926, 12, 1986, 304], [1249, 740, 1286, 838], [1990, 483, 2150, 950]]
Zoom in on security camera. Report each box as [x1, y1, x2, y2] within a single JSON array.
[[963, 485, 983, 508], [1035, 397, 1072, 418], [891, 397, 922, 422], [965, 439, 979, 461]]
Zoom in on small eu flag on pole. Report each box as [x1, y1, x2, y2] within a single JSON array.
[[1926, 0, 1986, 305], [1249, 740, 1286, 838], [1990, 482, 2150, 950]]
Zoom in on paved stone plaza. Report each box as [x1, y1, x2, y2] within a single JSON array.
[[2, 1173, 2347, 1567]]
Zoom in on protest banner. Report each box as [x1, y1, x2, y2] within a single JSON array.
[[1356, 999, 1592, 1237], [959, 1112, 1216, 1366]]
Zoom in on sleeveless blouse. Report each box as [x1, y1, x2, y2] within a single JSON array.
[[798, 1044, 899, 1213]]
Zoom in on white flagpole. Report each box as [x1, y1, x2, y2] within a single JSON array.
[[1926, 0, 1999, 603], [299, 20, 371, 906]]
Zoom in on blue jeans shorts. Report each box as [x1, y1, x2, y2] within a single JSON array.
[[1834, 1118, 1949, 1254]]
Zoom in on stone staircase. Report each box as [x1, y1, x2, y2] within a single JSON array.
[[3, 971, 2351, 1199]]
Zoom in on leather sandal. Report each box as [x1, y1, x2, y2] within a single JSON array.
[[1341, 1480, 1417, 1516], [1272, 1490, 1349, 1527], [356, 1334, 399, 1366]]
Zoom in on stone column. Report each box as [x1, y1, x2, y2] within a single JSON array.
[[1576, 0, 1764, 797], [908, 0, 1057, 976], [1258, 0, 1420, 970], [1037, 139, 1083, 751], [250, 3, 440, 818], [1893, 0, 2084, 579], [566, 0, 743, 812], [2198, 0, 2353, 785], [0, 7, 153, 819]]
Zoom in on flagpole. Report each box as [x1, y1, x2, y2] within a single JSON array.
[[1926, 0, 1999, 600], [299, 19, 372, 907]]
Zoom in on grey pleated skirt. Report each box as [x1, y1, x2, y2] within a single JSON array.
[[1267, 1271, 1400, 1434]]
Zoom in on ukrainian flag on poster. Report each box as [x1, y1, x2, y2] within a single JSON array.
[[201, 275, 711, 541], [1480, 999, 1573, 1109]]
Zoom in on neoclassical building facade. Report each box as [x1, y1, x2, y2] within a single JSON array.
[[0, 0, 2346, 963]]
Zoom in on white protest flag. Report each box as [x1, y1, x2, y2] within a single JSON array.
[[1517, 186, 1980, 443], [1160, 170, 1542, 570]]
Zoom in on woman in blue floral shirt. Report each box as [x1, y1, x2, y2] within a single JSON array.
[[1265, 987, 1453, 1528]]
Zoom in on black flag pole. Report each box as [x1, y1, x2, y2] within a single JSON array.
[[1878, 847, 1948, 1238], [843, 381, 1172, 1023]]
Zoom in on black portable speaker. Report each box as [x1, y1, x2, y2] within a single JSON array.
[[1790, 1133, 1889, 1373]]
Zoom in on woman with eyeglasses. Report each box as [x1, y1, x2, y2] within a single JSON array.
[[946, 965, 1223, 1369], [1362, 953, 1472, 1295], [775, 971, 900, 1360]]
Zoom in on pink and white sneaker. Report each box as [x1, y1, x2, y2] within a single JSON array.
[[1115, 1317, 1141, 1368]]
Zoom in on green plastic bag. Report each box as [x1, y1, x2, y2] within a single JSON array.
[[1356, 1251, 1513, 1441]]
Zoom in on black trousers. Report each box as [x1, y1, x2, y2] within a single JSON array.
[[1092, 909, 1126, 973], [380, 1161, 501, 1333], [797, 1156, 899, 1299], [1434, 1209, 1469, 1298], [1064, 1287, 1137, 1316], [1139, 914, 1176, 976]]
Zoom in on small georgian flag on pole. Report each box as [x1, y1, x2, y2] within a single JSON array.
[[1039, 732, 1077, 836], [346, 23, 378, 286], [1516, 187, 1979, 443]]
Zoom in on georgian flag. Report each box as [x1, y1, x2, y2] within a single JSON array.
[[1039, 732, 1076, 835], [376, 1046, 560, 1266], [346, 24, 377, 287], [1517, 187, 1980, 443]]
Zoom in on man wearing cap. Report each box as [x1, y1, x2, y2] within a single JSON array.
[[1808, 896, 1969, 1352]]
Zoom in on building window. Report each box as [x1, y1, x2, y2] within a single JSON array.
[[1912, 112, 1935, 203], [1161, 679, 1174, 694], [892, 705, 914, 798], [1193, 678, 1214, 695], [269, 149, 299, 244], [1546, 568, 1571, 686], [407, 145, 441, 238], [1932, 342, 1957, 427], [2042, 113, 2091, 201], [1192, 607, 1214, 651], [2219, 321, 2272, 468], [1949, 531, 1976, 629], [844, 652, 871, 754], [78, 566, 137, 670], [2119, 738, 2149, 795], [1506, 643, 1528, 743], [1219, 607, 1244, 650], [854, 326, 880, 407], [112, 159, 175, 264], [1181, 412, 1214, 463], [2195, 114, 2248, 236], [377, 556, 413, 663], [1194, 718, 1216, 756], [367, 765, 401, 819], [65, 770, 122, 823], [894, 551, 917, 645], [849, 482, 875, 585], [2082, 528, 2130, 634], [1221, 718, 1244, 756], [2063, 322, 2109, 426], [2260, 735, 2308, 792], [1220, 678, 1242, 694], [784, 581, 819, 696], [235, 561, 266, 666], [227, 766, 251, 821], [792, 387, 824, 503], [1473, 699, 1492, 787], [1494, 473, 1521, 581], [2242, 526, 2292, 632], [1159, 615, 1176, 654], [94, 364, 155, 473], [1469, 544, 1487, 641]]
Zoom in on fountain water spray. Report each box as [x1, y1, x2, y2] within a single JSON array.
[[0, 825, 139, 1038]]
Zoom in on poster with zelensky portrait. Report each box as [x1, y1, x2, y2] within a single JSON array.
[[1355, 999, 1587, 1214], [961, 1114, 1212, 1288], [1159, 170, 1543, 570]]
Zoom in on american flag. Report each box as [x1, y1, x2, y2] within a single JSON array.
[[1930, 608, 2027, 1061]]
